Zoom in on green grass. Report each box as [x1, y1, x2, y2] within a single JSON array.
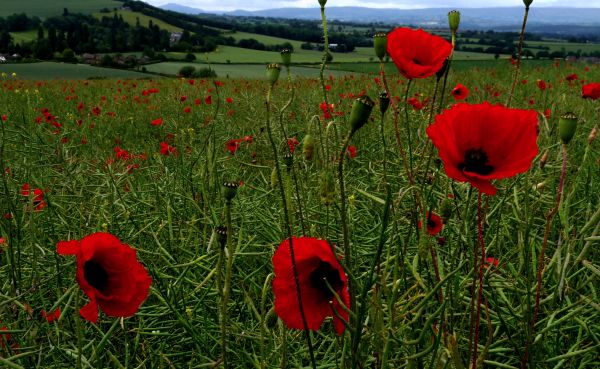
[[10, 30, 38, 43], [525, 40, 600, 53], [0, 0, 121, 17], [0, 62, 152, 79], [144, 62, 355, 78], [93, 9, 183, 33]]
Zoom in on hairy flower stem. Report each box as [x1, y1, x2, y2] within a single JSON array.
[[319, 4, 332, 118], [521, 144, 568, 369], [471, 192, 486, 369], [220, 199, 234, 368], [338, 133, 354, 275], [403, 79, 415, 180], [266, 86, 317, 369], [507, 5, 530, 107]]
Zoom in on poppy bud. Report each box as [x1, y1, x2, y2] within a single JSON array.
[[303, 134, 315, 160], [379, 91, 390, 116], [539, 149, 549, 169], [523, 0, 533, 7], [349, 95, 375, 134], [222, 180, 239, 201], [280, 49, 292, 68], [448, 10, 460, 33], [270, 167, 278, 189], [283, 152, 293, 168], [373, 32, 387, 61], [215, 226, 227, 248], [266, 63, 281, 86], [588, 126, 597, 145], [319, 170, 335, 206], [558, 112, 577, 144]]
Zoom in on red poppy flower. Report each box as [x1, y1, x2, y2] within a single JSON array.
[[347, 145, 357, 159], [41, 308, 61, 323], [272, 237, 350, 335], [426, 102, 538, 195], [20, 183, 46, 211], [484, 257, 500, 268], [1, 114, 7, 121], [418, 212, 443, 235], [287, 137, 300, 153], [159, 142, 176, 156], [566, 73, 578, 82], [582, 82, 600, 100], [387, 28, 452, 80], [451, 84, 469, 101], [56, 232, 152, 323], [225, 139, 240, 154], [151, 118, 163, 126], [204, 96, 212, 105], [226, 97, 234, 103], [536, 79, 547, 91]]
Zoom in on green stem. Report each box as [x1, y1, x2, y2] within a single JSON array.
[[507, 6, 530, 107]]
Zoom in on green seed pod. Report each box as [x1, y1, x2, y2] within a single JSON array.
[[523, 0, 533, 8], [222, 180, 239, 201], [349, 95, 375, 134], [283, 152, 293, 168], [215, 226, 227, 249], [319, 170, 335, 206], [280, 49, 292, 68], [448, 10, 461, 34], [373, 32, 387, 61], [266, 63, 281, 86], [379, 91, 390, 116], [270, 167, 278, 189], [318, 0, 327, 7], [558, 112, 577, 144], [303, 134, 315, 160]]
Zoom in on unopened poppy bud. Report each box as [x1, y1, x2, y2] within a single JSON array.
[[266, 63, 281, 85], [270, 167, 278, 189], [319, 170, 335, 206], [523, 0, 533, 8], [588, 126, 597, 145], [280, 49, 292, 68], [349, 95, 375, 134], [379, 91, 390, 116], [222, 180, 239, 201], [283, 152, 293, 168], [533, 181, 546, 191], [436, 59, 449, 80], [215, 226, 227, 248], [373, 32, 387, 61], [558, 112, 577, 144], [303, 134, 315, 160], [448, 10, 460, 33], [539, 149, 549, 169]]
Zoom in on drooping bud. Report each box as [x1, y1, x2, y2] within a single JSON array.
[[448, 10, 461, 33], [319, 170, 335, 206], [280, 49, 292, 68], [222, 180, 239, 201], [373, 32, 387, 61], [349, 95, 375, 134], [523, 0, 533, 8], [436, 58, 449, 80], [303, 134, 315, 160], [215, 226, 228, 248], [266, 63, 281, 86], [588, 126, 597, 145], [558, 112, 577, 144], [379, 91, 390, 116], [539, 149, 549, 169]]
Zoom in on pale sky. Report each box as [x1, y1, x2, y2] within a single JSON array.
[[145, 0, 600, 12]]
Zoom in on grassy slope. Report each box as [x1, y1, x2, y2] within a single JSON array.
[[93, 9, 183, 33], [0, 0, 121, 17], [0, 62, 151, 79]]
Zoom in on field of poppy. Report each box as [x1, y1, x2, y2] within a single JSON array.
[[1, 4, 600, 369]]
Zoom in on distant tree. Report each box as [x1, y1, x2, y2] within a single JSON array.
[[184, 52, 196, 62], [178, 65, 196, 78]]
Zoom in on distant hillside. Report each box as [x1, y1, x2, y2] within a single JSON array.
[[160, 3, 204, 14], [161, 4, 600, 34], [0, 0, 123, 18]]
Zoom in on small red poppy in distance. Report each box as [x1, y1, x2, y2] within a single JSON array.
[[386, 28, 452, 80], [451, 84, 469, 101], [418, 212, 443, 235], [536, 79, 547, 91], [565, 73, 578, 82], [426, 102, 538, 195], [56, 232, 152, 323], [20, 183, 46, 211], [272, 237, 350, 335], [582, 82, 600, 100]]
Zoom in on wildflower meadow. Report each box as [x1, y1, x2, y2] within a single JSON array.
[[0, 1, 599, 368]]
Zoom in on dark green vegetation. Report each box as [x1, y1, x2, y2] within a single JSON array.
[[0, 0, 121, 18]]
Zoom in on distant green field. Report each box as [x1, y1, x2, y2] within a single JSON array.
[[93, 10, 183, 32], [10, 30, 38, 43], [0, 62, 151, 79], [143, 62, 355, 79], [525, 40, 600, 53], [0, 0, 121, 17]]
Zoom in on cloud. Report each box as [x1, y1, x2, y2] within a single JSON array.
[[145, 0, 600, 11]]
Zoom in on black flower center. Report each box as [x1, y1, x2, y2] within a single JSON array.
[[84, 260, 109, 291], [309, 261, 343, 299], [427, 217, 438, 228], [458, 148, 493, 175], [412, 58, 423, 66]]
